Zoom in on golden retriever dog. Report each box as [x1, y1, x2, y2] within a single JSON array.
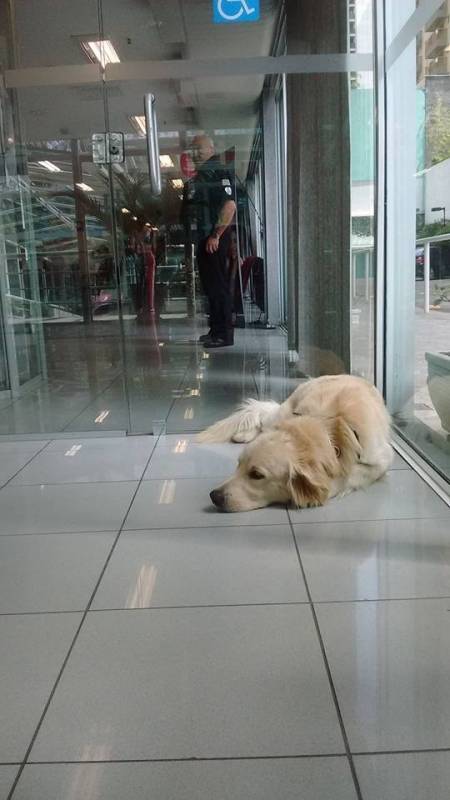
[[198, 375, 393, 512]]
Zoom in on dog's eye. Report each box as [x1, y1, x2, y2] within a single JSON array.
[[249, 468, 265, 480]]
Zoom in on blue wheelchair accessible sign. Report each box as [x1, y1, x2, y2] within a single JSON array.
[[213, 0, 260, 24]]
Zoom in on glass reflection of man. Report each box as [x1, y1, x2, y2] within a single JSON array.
[[182, 134, 236, 348]]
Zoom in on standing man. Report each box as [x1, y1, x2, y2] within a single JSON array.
[[182, 134, 236, 348]]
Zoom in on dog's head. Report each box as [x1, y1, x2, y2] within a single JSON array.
[[210, 415, 361, 512]]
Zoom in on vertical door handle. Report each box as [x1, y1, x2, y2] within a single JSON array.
[[144, 93, 162, 196]]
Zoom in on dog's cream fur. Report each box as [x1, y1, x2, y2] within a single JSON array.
[[199, 375, 393, 512]]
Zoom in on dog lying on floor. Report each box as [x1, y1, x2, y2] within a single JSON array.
[[197, 375, 393, 512]]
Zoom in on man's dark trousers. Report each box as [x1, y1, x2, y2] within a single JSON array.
[[197, 231, 233, 342]]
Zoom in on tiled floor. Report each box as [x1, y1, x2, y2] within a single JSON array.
[[0, 434, 450, 799]]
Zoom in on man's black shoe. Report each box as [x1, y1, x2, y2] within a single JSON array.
[[198, 330, 212, 342], [204, 336, 234, 349]]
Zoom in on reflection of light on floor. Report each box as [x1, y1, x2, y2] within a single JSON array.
[[196, 373, 203, 380], [67, 762, 105, 800], [94, 410, 110, 423], [189, 388, 200, 397], [64, 444, 82, 457], [158, 479, 176, 504], [184, 407, 194, 419], [126, 563, 158, 608], [202, 352, 210, 360], [173, 440, 188, 453]]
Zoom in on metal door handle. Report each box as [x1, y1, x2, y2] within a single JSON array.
[[144, 93, 161, 196]]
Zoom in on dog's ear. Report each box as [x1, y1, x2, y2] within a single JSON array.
[[288, 464, 330, 509], [328, 416, 362, 474]]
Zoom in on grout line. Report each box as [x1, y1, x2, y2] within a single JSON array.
[[0, 519, 289, 537], [6, 444, 157, 800], [289, 513, 450, 526], [22, 753, 347, 766], [89, 601, 309, 613], [352, 746, 450, 756], [0, 529, 118, 538], [287, 516, 364, 800], [3, 594, 450, 619], [0, 441, 52, 491]]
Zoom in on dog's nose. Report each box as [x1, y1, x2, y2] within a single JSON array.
[[210, 488, 225, 508]]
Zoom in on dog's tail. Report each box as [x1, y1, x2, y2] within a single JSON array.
[[197, 399, 281, 443]]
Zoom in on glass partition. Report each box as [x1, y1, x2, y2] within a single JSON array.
[[0, 0, 377, 437], [385, 0, 450, 482]]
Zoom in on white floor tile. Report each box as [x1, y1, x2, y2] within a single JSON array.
[[316, 598, 450, 752], [0, 533, 115, 613], [390, 453, 412, 470], [144, 435, 242, 479], [295, 518, 450, 601], [0, 613, 82, 762], [124, 479, 288, 529], [0, 767, 18, 800], [92, 526, 306, 609], [31, 606, 344, 761], [15, 758, 357, 800], [288, 471, 449, 524], [13, 438, 155, 485], [0, 441, 48, 487], [0, 482, 137, 535], [355, 751, 450, 800]]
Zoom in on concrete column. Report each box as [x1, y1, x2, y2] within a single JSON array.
[[285, 0, 351, 376]]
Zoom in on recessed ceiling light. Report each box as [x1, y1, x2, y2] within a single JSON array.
[[37, 160, 61, 172], [171, 178, 184, 189], [81, 39, 120, 68], [94, 409, 110, 423], [129, 115, 147, 136], [76, 182, 94, 192], [160, 154, 174, 168]]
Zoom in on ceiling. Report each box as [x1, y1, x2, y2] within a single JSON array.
[[12, 0, 280, 143], [5, 0, 281, 215]]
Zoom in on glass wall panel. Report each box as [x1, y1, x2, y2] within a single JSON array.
[[1, 0, 376, 437], [385, 0, 450, 482]]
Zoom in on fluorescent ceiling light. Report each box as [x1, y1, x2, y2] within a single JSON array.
[[38, 160, 61, 172], [76, 182, 94, 192], [171, 178, 184, 189], [160, 154, 174, 168], [129, 115, 147, 136], [94, 409, 110, 423], [82, 39, 120, 68]]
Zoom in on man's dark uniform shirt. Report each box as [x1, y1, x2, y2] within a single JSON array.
[[181, 154, 235, 243]]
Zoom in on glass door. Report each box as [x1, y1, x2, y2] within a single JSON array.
[[0, 0, 377, 437]]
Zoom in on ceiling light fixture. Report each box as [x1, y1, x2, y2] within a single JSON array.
[[37, 160, 62, 173], [75, 182, 94, 192], [81, 39, 120, 69], [94, 409, 110, 423], [129, 115, 147, 136], [160, 154, 174, 168]]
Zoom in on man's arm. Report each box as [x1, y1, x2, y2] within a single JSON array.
[[206, 200, 236, 253]]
